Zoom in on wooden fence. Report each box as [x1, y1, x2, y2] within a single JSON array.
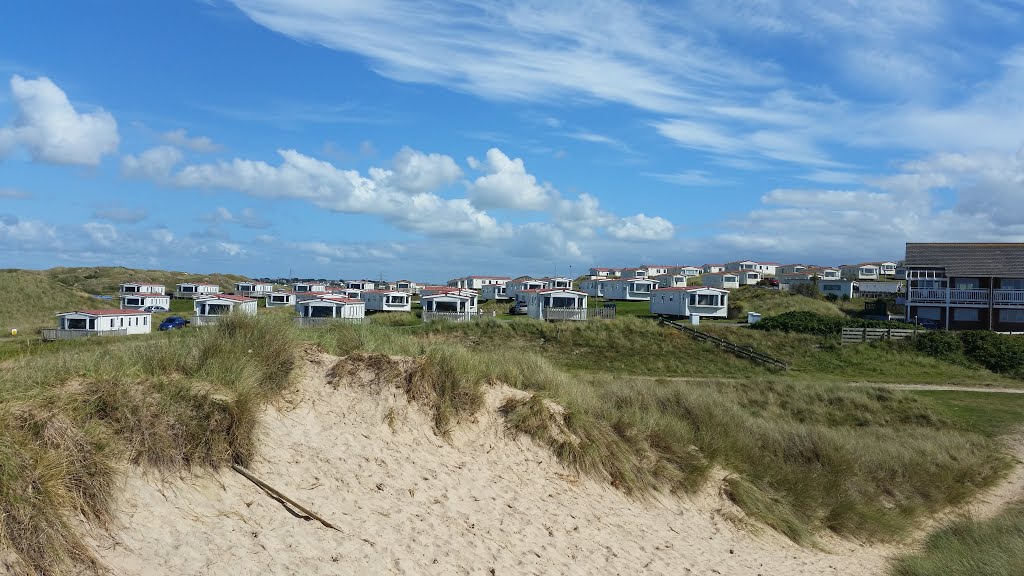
[[840, 327, 918, 345], [659, 319, 788, 370], [41, 329, 129, 342]]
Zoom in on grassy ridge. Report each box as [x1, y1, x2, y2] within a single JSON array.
[[0, 270, 102, 335], [0, 315, 299, 574], [39, 266, 251, 296], [889, 502, 1024, 576], [311, 321, 1012, 544]]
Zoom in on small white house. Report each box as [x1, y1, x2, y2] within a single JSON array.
[[539, 277, 574, 289], [603, 279, 658, 301], [120, 293, 170, 311], [702, 272, 740, 289], [840, 264, 880, 281], [49, 309, 153, 339], [640, 265, 671, 276], [346, 280, 375, 291], [447, 276, 510, 290], [653, 274, 688, 288], [778, 264, 808, 275], [726, 260, 779, 276], [702, 264, 726, 274], [120, 282, 166, 295], [679, 266, 702, 277], [174, 283, 220, 299], [589, 267, 619, 277], [820, 280, 856, 299], [619, 268, 648, 279], [481, 284, 510, 301], [727, 270, 762, 285], [877, 262, 898, 276], [295, 296, 365, 322], [265, 292, 297, 307], [421, 290, 479, 321], [649, 287, 729, 319], [194, 295, 258, 322], [235, 282, 274, 298], [292, 282, 328, 293], [341, 289, 363, 300], [527, 289, 589, 321], [361, 290, 412, 312], [505, 278, 548, 301], [394, 280, 420, 294], [580, 278, 614, 297]]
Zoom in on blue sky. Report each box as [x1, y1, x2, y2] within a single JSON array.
[[2, 1, 1024, 282]]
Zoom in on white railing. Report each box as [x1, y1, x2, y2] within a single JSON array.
[[908, 288, 989, 304], [908, 289, 948, 302], [994, 290, 1024, 305], [422, 310, 484, 323], [542, 308, 588, 321], [950, 289, 989, 304], [41, 329, 129, 341], [294, 316, 365, 327]]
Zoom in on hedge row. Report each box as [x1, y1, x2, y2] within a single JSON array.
[[915, 330, 1024, 376], [751, 310, 914, 336]]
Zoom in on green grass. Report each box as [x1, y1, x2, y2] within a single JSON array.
[[911, 391, 1024, 437], [0, 315, 300, 575], [39, 266, 251, 297], [889, 501, 1024, 576], [0, 270, 104, 335], [730, 286, 846, 318]]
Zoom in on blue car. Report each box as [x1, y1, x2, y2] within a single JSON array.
[[158, 316, 190, 331]]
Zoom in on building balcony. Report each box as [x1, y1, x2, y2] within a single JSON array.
[[994, 290, 1024, 306], [907, 289, 1024, 307]]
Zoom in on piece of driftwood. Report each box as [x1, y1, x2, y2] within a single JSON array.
[[231, 464, 339, 531]]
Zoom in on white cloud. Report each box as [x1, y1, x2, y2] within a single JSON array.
[[204, 206, 271, 229], [151, 228, 175, 245], [216, 242, 245, 257], [467, 148, 553, 210], [160, 128, 221, 153], [607, 214, 675, 241], [288, 240, 405, 262], [371, 146, 462, 195], [0, 188, 30, 199], [0, 214, 57, 244], [0, 75, 119, 166], [121, 145, 184, 180], [82, 222, 119, 247], [93, 205, 148, 224]]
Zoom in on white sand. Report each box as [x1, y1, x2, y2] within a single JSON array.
[[83, 352, 1021, 575]]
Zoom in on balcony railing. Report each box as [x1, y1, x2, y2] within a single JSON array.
[[42, 329, 128, 341], [994, 290, 1024, 305], [294, 316, 365, 327], [908, 289, 989, 304], [422, 310, 484, 323]]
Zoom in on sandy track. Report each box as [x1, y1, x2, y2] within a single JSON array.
[[85, 353, 1022, 575]]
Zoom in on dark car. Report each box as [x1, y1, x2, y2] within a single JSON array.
[[144, 305, 169, 312], [158, 316, 190, 331]]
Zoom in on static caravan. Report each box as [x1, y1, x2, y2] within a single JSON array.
[[394, 280, 420, 294], [346, 280, 375, 291], [726, 261, 779, 276], [265, 292, 297, 307], [361, 290, 412, 312], [341, 289, 363, 300], [640, 265, 671, 276], [505, 278, 549, 302], [120, 293, 170, 311], [295, 296, 365, 323], [653, 274, 688, 288], [447, 276, 510, 290], [174, 283, 220, 299], [877, 262, 898, 277], [580, 278, 614, 297], [702, 264, 726, 274], [193, 295, 257, 323], [48, 309, 153, 339], [603, 279, 658, 301], [649, 287, 729, 319], [588, 267, 618, 277], [820, 280, 856, 299], [527, 289, 589, 321], [120, 282, 165, 295], [421, 290, 479, 321], [840, 264, 880, 281], [292, 282, 328, 293], [727, 270, 761, 285], [481, 284, 510, 301], [702, 273, 740, 289], [539, 277, 573, 290], [235, 282, 274, 298], [619, 268, 648, 279]]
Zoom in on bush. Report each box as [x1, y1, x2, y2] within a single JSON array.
[[751, 311, 914, 336], [914, 331, 1024, 377], [791, 283, 820, 299]]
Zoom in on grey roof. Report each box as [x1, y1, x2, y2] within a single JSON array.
[[904, 243, 1024, 276]]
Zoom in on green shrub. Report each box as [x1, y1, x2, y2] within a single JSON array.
[[752, 311, 914, 336], [914, 331, 1024, 377]]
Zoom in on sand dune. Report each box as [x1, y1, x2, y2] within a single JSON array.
[[84, 351, 1016, 575]]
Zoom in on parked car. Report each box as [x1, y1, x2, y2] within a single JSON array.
[[144, 305, 168, 312], [508, 301, 528, 315], [158, 316, 190, 331]]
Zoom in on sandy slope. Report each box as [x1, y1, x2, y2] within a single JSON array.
[[84, 352, 1020, 576]]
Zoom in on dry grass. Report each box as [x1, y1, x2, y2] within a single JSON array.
[[0, 315, 299, 575]]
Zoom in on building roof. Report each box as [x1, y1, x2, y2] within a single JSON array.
[[312, 296, 363, 304], [361, 289, 406, 294], [421, 291, 474, 299], [120, 292, 167, 297], [724, 269, 759, 275], [196, 294, 255, 302], [466, 275, 511, 279], [177, 282, 220, 288], [904, 243, 1024, 276], [121, 282, 164, 286], [59, 309, 152, 316]]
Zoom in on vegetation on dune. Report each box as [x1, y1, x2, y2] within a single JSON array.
[[0, 270, 102, 335], [39, 266, 250, 296], [888, 502, 1024, 576], [913, 330, 1024, 378], [309, 322, 1011, 544], [728, 286, 846, 318], [0, 315, 299, 575], [752, 310, 915, 336]]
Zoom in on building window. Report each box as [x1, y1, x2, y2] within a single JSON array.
[[953, 308, 979, 322], [999, 309, 1024, 323], [1001, 278, 1024, 290], [955, 278, 981, 290], [915, 307, 942, 320]]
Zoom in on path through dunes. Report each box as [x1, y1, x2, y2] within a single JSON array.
[[86, 352, 1024, 575]]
